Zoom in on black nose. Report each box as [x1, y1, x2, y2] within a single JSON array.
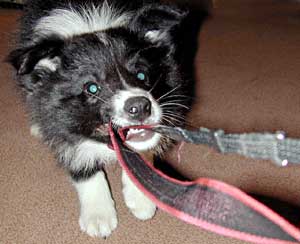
[[124, 96, 152, 121]]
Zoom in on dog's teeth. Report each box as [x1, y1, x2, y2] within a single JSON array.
[[128, 129, 144, 135], [125, 127, 155, 143]]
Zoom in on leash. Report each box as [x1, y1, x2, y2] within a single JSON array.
[[109, 124, 300, 244], [152, 125, 300, 166]]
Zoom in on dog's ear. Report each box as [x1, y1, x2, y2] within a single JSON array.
[[6, 37, 64, 75], [129, 4, 188, 44]]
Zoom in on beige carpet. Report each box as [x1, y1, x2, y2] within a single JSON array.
[[1, 1, 300, 243]]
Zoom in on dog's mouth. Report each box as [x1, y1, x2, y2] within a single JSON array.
[[93, 122, 161, 151], [119, 125, 156, 143], [93, 123, 157, 141], [112, 123, 161, 151]]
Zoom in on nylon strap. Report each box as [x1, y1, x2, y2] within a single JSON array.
[[152, 126, 300, 166]]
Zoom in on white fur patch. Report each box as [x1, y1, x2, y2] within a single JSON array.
[[30, 124, 43, 138], [35, 2, 131, 39], [35, 58, 59, 72], [73, 171, 118, 238], [122, 170, 156, 220], [74, 140, 116, 169], [61, 140, 116, 172], [145, 30, 167, 42]]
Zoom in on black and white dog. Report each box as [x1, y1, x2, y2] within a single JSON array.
[[8, 0, 207, 238]]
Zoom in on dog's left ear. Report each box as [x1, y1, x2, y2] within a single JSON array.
[[129, 4, 188, 43], [6, 37, 64, 75]]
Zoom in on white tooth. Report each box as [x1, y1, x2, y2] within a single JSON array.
[[127, 128, 145, 137], [134, 129, 142, 134]]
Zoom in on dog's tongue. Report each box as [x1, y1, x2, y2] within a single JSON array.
[[126, 128, 155, 142]]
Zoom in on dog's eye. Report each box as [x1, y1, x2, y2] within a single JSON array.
[[136, 72, 146, 81], [85, 82, 100, 95]]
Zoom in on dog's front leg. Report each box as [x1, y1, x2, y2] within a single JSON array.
[[122, 169, 156, 220], [73, 171, 118, 238]]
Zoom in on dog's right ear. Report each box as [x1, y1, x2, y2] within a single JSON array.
[[129, 4, 188, 44], [6, 37, 64, 75]]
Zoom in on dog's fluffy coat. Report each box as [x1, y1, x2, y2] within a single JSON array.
[[7, 0, 206, 238]]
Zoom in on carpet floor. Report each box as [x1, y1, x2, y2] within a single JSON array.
[[1, 1, 300, 243]]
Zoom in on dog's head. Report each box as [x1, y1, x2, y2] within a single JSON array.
[[7, 4, 195, 153]]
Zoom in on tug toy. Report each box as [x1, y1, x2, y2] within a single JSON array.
[[109, 124, 300, 244]]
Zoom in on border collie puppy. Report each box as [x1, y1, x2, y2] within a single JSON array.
[[7, 0, 207, 238]]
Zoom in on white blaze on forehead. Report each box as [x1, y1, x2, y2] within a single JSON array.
[[34, 2, 132, 39]]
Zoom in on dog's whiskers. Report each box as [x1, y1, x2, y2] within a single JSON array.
[[162, 114, 183, 125], [159, 94, 195, 101], [157, 85, 181, 102], [160, 102, 190, 110], [162, 111, 186, 122], [148, 74, 163, 94], [161, 117, 176, 127], [160, 99, 188, 104], [85, 91, 109, 104], [105, 86, 114, 95]]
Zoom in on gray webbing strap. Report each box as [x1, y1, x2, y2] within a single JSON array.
[[153, 126, 300, 166]]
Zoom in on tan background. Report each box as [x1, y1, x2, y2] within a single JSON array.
[[1, 1, 300, 243]]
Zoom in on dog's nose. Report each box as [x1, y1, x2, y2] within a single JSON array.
[[124, 96, 152, 121]]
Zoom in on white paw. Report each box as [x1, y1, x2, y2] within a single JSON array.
[[74, 171, 118, 238], [123, 185, 156, 220], [79, 208, 118, 238], [30, 124, 43, 138], [122, 175, 156, 220]]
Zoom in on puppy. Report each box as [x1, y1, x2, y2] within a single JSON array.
[[7, 0, 206, 238]]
